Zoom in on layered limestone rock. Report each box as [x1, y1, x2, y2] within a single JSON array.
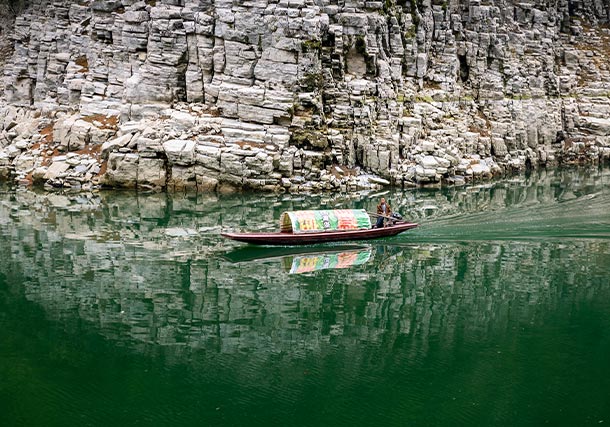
[[1, 0, 609, 192]]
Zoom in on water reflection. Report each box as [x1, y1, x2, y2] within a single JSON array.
[[0, 167, 609, 358], [285, 247, 372, 274], [223, 245, 373, 274]]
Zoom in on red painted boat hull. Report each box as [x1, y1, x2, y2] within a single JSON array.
[[221, 222, 419, 245]]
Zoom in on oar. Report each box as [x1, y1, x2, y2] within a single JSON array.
[[367, 211, 400, 223], [367, 212, 396, 221]]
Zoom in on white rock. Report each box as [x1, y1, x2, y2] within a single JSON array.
[[44, 161, 70, 180], [368, 176, 390, 185], [101, 133, 134, 158], [163, 139, 196, 165], [421, 155, 439, 168]]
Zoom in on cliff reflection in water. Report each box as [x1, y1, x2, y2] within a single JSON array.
[[0, 167, 609, 360]]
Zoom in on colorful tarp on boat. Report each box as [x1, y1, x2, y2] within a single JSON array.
[[287, 248, 372, 274], [280, 209, 371, 234]]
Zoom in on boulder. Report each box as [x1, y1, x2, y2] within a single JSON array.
[[163, 140, 196, 165]]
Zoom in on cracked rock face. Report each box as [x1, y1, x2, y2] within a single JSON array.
[[0, 0, 609, 192]]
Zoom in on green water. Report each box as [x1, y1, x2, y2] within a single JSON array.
[[1, 167, 609, 426]]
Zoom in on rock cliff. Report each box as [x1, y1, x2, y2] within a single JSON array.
[[0, 0, 609, 192]]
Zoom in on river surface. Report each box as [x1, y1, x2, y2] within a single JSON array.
[[1, 167, 609, 426]]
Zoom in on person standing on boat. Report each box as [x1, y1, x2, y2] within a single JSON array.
[[375, 198, 391, 228]]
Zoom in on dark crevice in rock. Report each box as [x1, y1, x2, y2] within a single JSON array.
[[458, 53, 469, 83]]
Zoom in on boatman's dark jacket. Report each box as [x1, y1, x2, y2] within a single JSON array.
[[377, 202, 391, 216]]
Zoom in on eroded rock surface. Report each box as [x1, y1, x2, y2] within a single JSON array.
[[1, 0, 609, 192]]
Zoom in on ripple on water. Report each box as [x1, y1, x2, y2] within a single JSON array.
[[1, 168, 610, 426]]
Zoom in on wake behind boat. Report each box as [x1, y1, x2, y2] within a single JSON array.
[[221, 209, 418, 245]]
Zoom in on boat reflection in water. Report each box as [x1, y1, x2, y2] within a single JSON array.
[[284, 247, 372, 274], [223, 245, 373, 274]]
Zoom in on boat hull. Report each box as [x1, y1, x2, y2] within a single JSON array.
[[221, 222, 418, 245]]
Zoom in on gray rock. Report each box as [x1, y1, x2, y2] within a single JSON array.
[[138, 158, 167, 189], [102, 133, 134, 159], [0, 0, 608, 193], [44, 161, 70, 180], [102, 153, 139, 188]]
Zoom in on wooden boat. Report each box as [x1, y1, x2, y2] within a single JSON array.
[[221, 209, 418, 245]]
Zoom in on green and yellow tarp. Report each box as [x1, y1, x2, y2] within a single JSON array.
[[280, 209, 371, 234]]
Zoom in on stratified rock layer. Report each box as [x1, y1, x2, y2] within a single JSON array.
[[1, 0, 609, 192]]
